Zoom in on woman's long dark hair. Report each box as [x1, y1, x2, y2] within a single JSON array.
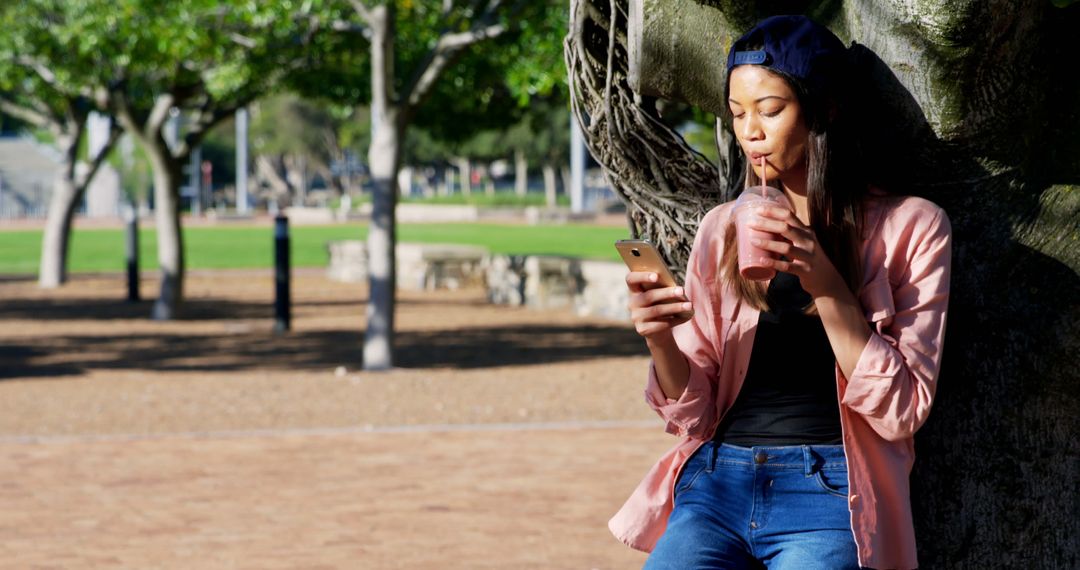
[[720, 60, 868, 313]]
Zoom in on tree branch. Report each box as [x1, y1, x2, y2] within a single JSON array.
[[174, 92, 261, 161], [0, 98, 53, 129], [75, 125, 123, 188], [230, 32, 257, 49], [146, 94, 176, 135], [14, 56, 59, 88], [403, 0, 520, 113], [349, 0, 373, 25], [331, 19, 369, 34], [110, 88, 153, 149]]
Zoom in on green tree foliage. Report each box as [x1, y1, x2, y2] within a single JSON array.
[[0, 1, 123, 288], [5, 0, 333, 318]]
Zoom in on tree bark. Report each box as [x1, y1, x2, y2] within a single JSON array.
[[38, 131, 82, 289], [146, 146, 184, 321], [514, 149, 528, 197], [36, 114, 119, 289], [455, 157, 472, 197], [543, 163, 558, 208], [362, 3, 399, 371], [256, 155, 294, 195], [363, 113, 401, 370], [560, 165, 571, 204], [568, 0, 1080, 567], [38, 177, 81, 288]]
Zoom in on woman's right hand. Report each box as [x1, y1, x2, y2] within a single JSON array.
[[625, 271, 694, 339]]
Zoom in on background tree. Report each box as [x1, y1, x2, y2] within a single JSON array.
[[317, 0, 566, 370], [0, 1, 122, 288], [567, 0, 1080, 566], [85, 0, 324, 320], [248, 94, 353, 205]]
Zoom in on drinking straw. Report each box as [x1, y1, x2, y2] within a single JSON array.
[[761, 156, 767, 196]]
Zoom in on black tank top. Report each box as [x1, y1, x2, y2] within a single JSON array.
[[712, 271, 843, 446]]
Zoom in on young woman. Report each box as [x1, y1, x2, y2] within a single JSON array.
[[610, 15, 952, 570]]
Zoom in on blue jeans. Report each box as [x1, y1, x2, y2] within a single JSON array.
[[643, 442, 860, 569]]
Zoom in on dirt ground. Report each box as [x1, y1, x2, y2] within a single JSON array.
[[0, 270, 675, 569]]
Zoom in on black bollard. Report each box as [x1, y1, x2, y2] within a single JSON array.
[[124, 206, 140, 302], [273, 214, 291, 333]]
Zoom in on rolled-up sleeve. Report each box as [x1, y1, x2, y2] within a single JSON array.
[[842, 207, 952, 441], [641, 223, 721, 439]]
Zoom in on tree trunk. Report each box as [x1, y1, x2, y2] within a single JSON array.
[[363, 3, 399, 371], [37, 176, 81, 288], [286, 154, 307, 206], [38, 122, 118, 288], [455, 157, 472, 197], [147, 147, 184, 321], [560, 166, 571, 203], [256, 155, 293, 195], [570, 1, 1080, 567], [543, 163, 558, 208], [363, 119, 401, 370], [514, 149, 528, 197]]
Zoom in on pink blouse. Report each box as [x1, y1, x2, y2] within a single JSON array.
[[609, 194, 952, 570]]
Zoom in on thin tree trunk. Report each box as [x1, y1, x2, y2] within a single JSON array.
[[38, 123, 118, 288], [398, 166, 414, 197], [363, 3, 399, 371], [38, 177, 81, 288], [256, 155, 292, 194], [148, 148, 184, 321], [514, 149, 528, 197], [456, 157, 472, 197], [286, 154, 307, 206], [560, 165, 571, 203], [363, 121, 401, 370], [543, 163, 558, 208]]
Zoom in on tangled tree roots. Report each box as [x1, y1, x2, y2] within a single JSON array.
[[564, 0, 729, 278]]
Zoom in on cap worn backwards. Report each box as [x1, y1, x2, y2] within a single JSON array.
[[726, 15, 847, 93]]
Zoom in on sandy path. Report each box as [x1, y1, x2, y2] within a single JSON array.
[[0, 271, 676, 568]]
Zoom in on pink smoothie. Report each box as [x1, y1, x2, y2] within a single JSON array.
[[733, 185, 792, 281]]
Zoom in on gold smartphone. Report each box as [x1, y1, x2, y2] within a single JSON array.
[[615, 239, 693, 319]]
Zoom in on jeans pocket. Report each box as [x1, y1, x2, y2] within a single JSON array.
[[674, 448, 709, 499], [813, 469, 849, 498]]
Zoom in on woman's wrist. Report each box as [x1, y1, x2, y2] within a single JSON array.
[[813, 288, 873, 379], [645, 330, 678, 352]]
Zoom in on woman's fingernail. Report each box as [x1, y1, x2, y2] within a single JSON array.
[[683, 302, 693, 310], [649, 273, 658, 282], [751, 238, 762, 246], [674, 287, 683, 296]]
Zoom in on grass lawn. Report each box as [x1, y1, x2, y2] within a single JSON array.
[[0, 222, 631, 274]]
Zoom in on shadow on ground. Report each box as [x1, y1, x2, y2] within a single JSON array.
[[0, 295, 646, 379]]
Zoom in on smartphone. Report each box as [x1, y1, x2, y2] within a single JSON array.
[[615, 239, 693, 319]]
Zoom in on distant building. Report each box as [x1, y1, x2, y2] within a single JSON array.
[[0, 135, 124, 219], [0, 136, 61, 219]]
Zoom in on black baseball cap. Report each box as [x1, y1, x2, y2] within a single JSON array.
[[725, 15, 847, 94]]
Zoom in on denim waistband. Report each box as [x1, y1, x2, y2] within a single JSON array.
[[701, 442, 847, 475]]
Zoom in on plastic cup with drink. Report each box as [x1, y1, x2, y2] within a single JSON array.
[[733, 156, 793, 281]]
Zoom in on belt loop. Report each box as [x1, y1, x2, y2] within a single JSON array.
[[802, 445, 813, 476], [706, 442, 718, 472]]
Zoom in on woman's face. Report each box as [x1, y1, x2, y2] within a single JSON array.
[[727, 65, 809, 189]]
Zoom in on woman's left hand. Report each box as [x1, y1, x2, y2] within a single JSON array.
[[748, 206, 847, 298]]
